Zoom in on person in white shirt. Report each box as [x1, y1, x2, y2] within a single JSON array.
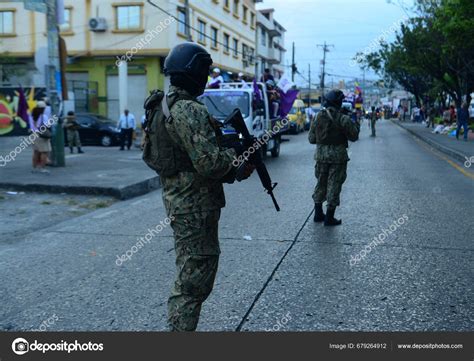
[[117, 109, 136, 150], [207, 68, 224, 89]]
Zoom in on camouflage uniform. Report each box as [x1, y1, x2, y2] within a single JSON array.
[[162, 86, 236, 331], [308, 107, 359, 209]]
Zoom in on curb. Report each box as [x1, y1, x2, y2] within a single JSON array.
[[391, 120, 468, 163], [0, 176, 161, 200]]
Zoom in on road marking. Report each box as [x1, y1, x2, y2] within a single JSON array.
[[93, 210, 118, 219], [413, 137, 474, 180]]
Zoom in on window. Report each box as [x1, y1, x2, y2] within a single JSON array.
[[250, 12, 255, 29], [261, 28, 266, 46], [59, 7, 72, 33], [198, 19, 206, 44], [233, 38, 238, 57], [115, 5, 142, 31], [242, 5, 248, 23], [224, 0, 230, 10], [177, 8, 186, 34], [211, 26, 218, 48], [0, 10, 14, 35], [223, 33, 230, 53], [233, 0, 239, 17]]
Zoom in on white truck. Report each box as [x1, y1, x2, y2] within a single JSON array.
[[199, 82, 287, 158]]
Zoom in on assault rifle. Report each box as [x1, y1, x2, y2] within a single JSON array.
[[224, 109, 280, 212]]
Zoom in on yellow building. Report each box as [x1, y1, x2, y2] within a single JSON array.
[[0, 0, 258, 119]]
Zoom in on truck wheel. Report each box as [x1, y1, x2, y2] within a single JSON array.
[[271, 137, 280, 158]]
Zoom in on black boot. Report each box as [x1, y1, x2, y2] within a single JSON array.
[[78, 147, 84, 154], [69, 147, 74, 154], [313, 203, 325, 222], [324, 207, 342, 226]]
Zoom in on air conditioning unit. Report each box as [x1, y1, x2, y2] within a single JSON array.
[[89, 17, 107, 32]]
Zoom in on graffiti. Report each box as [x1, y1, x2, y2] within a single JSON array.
[[0, 87, 47, 136]]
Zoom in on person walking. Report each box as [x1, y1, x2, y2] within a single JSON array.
[[143, 43, 254, 331], [308, 89, 360, 226], [456, 102, 469, 141], [28, 101, 52, 174], [64, 111, 84, 154], [117, 109, 135, 150], [370, 106, 377, 137]]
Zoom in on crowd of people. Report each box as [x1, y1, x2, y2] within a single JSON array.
[[398, 102, 471, 141]]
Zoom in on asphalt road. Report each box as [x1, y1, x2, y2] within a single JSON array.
[[0, 119, 472, 331]]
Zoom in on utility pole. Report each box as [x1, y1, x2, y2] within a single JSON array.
[[291, 42, 296, 82], [46, 0, 65, 166], [308, 63, 311, 107], [184, 0, 192, 41], [317, 41, 334, 100]]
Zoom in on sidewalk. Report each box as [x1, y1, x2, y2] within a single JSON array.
[[392, 120, 473, 163], [0, 137, 159, 199]]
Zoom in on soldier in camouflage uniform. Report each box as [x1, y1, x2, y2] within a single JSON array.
[[145, 43, 253, 331], [308, 90, 360, 226]]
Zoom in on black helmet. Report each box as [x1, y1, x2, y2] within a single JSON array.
[[164, 42, 212, 76], [164, 42, 212, 95], [324, 89, 345, 109]]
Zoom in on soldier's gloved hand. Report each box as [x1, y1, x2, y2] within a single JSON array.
[[235, 162, 255, 182]]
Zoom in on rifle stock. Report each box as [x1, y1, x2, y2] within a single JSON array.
[[225, 109, 280, 212]]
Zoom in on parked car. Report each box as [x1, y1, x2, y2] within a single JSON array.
[[288, 99, 306, 134], [64, 113, 121, 147]]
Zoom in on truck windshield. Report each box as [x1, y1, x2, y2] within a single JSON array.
[[200, 91, 250, 118]]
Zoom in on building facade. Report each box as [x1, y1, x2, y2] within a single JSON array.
[[0, 0, 258, 120], [255, 8, 286, 81]]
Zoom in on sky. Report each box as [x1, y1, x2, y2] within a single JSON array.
[[256, 0, 414, 87]]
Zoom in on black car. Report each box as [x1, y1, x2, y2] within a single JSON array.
[[65, 113, 121, 147]]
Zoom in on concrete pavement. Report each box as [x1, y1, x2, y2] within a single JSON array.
[[0, 138, 159, 199], [0, 119, 472, 331]]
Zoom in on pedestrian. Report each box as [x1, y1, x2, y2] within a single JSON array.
[[370, 106, 377, 137], [426, 106, 437, 129], [456, 102, 469, 141], [117, 109, 135, 150], [308, 89, 360, 226], [206, 68, 224, 89], [28, 101, 52, 174], [144, 42, 254, 331], [64, 111, 84, 154], [449, 105, 456, 124]]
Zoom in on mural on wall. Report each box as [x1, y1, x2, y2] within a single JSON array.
[[0, 87, 47, 136]]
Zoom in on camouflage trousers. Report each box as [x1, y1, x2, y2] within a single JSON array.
[[312, 162, 347, 209], [67, 130, 81, 147], [168, 210, 221, 331]]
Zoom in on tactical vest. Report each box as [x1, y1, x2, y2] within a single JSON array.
[[315, 108, 348, 148], [142, 90, 196, 177]]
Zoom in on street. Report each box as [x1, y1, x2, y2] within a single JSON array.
[[1, 119, 472, 332]]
